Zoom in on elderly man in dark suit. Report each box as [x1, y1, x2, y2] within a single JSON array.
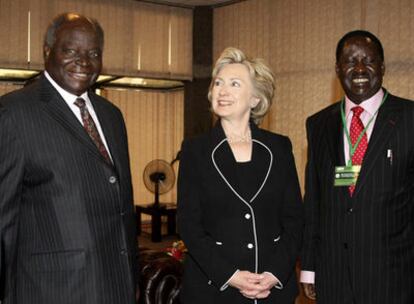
[[300, 30, 414, 303], [0, 13, 138, 304]]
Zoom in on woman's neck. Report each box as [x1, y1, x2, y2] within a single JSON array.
[[221, 118, 251, 143]]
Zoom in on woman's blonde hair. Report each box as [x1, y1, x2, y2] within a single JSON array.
[[208, 47, 275, 124]]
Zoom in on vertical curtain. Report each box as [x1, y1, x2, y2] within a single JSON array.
[[101, 88, 184, 206], [0, 0, 192, 79], [0, 0, 30, 69], [213, 0, 414, 189], [170, 7, 193, 79]]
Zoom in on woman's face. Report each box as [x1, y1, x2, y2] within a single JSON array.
[[211, 63, 258, 123]]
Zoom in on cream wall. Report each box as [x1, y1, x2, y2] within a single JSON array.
[[213, 0, 414, 188]]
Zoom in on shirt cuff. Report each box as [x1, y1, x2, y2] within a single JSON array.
[[300, 270, 315, 284], [220, 269, 239, 291], [264, 272, 283, 290]]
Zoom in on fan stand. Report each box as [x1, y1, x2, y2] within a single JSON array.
[[140, 159, 176, 241], [151, 180, 166, 209]]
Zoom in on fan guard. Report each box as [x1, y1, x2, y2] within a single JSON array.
[[143, 159, 175, 207]]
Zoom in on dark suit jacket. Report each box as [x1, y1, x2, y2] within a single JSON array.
[[177, 122, 303, 304], [0, 75, 138, 304], [301, 91, 414, 304]]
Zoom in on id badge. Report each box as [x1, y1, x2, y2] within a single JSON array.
[[334, 165, 361, 186]]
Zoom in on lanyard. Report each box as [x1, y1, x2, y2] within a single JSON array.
[[340, 91, 388, 166]]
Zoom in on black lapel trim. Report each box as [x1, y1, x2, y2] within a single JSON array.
[[353, 92, 402, 196]]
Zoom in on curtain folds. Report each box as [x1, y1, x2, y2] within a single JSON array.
[[0, 0, 192, 79], [102, 88, 184, 206]]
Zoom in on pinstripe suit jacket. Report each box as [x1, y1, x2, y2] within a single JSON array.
[[301, 91, 414, 303], [0, 75, 138, 304]]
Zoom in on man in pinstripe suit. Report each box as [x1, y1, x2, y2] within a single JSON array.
[[0, 13, 138, 303], [300, 30, 414, 303]]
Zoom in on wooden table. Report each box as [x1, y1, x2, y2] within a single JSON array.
[[136, 203, 177, 242]]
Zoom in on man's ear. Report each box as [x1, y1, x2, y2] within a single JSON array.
[[381, 62, 385, 76], [43, 45, 51, 61], [335, 63, 340, 75]]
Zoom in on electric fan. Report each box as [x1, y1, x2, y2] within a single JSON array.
[[143, 159, 176, 208]]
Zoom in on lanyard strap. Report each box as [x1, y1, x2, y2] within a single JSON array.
[[340, 91, 388, 166]]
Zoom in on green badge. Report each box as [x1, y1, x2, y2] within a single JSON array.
[[334, 165, 361, 186]]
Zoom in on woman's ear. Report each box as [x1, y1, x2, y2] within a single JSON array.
[[251, 97, 260, 108]]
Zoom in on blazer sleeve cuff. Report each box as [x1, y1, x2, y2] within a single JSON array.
[[220, 269, 239, 291], [264, 271, 283, 290]]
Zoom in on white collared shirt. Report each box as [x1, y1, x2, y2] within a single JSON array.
[[44, 71, 113, 160], [343, 89, 384, 165]]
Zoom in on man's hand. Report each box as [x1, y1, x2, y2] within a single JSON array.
[[302, 283, 316, 300]]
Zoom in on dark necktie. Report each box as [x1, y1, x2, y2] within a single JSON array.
[[349, 106, 368, 195], [74, 98, 112, 165]]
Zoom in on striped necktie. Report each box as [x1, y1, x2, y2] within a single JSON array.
[[74, 98, 112, 165], [349, 106, 367, 195]]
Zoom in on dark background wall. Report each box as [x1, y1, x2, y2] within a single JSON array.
[[184, 6, 213, 139]]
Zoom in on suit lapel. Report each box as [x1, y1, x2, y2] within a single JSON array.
[[210, 122, 239, 199], [91, 95, 120, 171], [249, 125, 272, 203], [210, 122, 272, 204], [323, 103, 350, 198], [325, 104, 345, 167], [353, 93, 401, 196], [39, 76, 111, 167]]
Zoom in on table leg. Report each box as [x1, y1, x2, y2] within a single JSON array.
[[167, 211, 176, 235], [136, 208, 142, 236], [151, 211, 162, 242]]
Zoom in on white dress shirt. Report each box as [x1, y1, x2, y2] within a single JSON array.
[[44, 71, 113, 161]]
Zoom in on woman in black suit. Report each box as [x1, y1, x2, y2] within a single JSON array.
[[177, 47, 303, 304]]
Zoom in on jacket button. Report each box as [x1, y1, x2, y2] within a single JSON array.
[[247, 243, 254, 249], [109, 176, 117, 184], [207, 280, 212, 285], [244, 213, 251, 219], [120, 249, 127, 255], [347, 208, 353, 213]]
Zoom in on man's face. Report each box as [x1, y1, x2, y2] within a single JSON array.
[[44, 19, 102, 96], [336, 36, 384, 104]]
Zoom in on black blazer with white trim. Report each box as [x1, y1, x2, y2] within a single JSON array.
[[178, 121, 303, 304]]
